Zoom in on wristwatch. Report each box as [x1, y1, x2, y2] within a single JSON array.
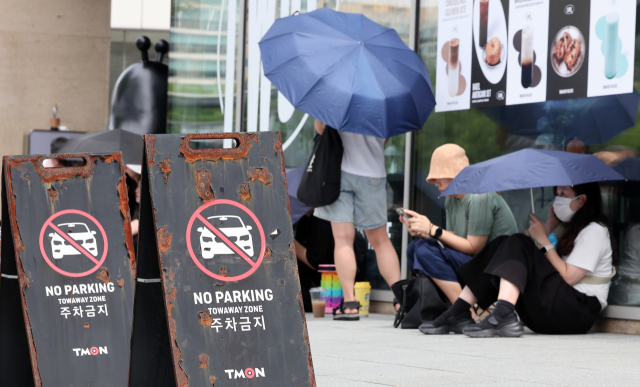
[[539, 244, 554, 255], [432, 227, 443, 239]]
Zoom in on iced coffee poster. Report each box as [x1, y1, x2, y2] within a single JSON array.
[[505, 0, 549, 106], [587, 0, 636, 97], [435, 0, 472, 112], [546, 1, 591, 100], [469, 0, 509, 108]]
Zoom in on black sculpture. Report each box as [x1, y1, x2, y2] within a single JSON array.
[[108, 36, 169, 135]]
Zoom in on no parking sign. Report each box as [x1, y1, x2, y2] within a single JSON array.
[[0, 153, 136, 387], [131, 133, 315, 387]]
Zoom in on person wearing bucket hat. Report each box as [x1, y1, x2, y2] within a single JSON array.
[[399, 144, 517, 332]]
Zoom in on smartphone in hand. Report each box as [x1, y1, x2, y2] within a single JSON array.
[[396, 208, 409, 221]]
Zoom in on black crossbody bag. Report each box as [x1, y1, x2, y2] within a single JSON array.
[[297, 126, 343, 207]]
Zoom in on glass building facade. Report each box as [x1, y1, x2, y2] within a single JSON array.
[[165, 0, 640, 319]]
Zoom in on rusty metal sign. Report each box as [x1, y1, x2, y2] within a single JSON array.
[[132, 133, 315, 386], [0, 153, 136, 386]]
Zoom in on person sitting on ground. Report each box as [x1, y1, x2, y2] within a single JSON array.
[[421, 182, 613, 337], [400, 144, 518, 309]]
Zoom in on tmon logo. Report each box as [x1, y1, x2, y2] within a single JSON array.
[[225, 367, 266, 379], [72, 346, 108, 356]]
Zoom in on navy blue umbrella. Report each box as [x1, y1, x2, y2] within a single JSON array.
[[614, 158, 640, 181], [259, 8, 435, 138], [442, 149, 625, 213], [286, 166, 312, 224], [481, 90, 640, 146]]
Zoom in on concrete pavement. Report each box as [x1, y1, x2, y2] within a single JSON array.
[[306, 313, 640, 387]]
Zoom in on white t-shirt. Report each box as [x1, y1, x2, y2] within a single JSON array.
[[563, 222, 613, 310], [338, 131, 386, 178]]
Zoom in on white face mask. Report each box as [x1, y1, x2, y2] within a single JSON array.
[[553, 195, 582, 222]]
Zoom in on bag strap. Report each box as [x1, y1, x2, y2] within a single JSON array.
[[393, 283, 409, 328], [577, 267, 616, 285]]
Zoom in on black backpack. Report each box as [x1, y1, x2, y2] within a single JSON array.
[[297, 126, 343, 207]]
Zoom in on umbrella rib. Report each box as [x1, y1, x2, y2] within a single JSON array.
[[294, 45, 362, 112]]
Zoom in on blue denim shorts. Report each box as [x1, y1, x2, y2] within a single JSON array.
[[314, 171, 387, 230]]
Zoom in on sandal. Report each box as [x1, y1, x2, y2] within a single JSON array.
[[333, 300, 361, 321]]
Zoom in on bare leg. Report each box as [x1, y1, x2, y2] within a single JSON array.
[[458, 286, 478, 306], [431, 278, 463, 305], [331, 222, 358, 314], [293, 239, 315, 270], [497, 278, 520, 304], [364, 226, 401, 312]]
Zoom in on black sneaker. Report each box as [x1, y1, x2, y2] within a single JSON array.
[[419, 313, 475, 335], [462, 311, 524, 338]]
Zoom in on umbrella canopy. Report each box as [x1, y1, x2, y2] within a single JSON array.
[[259, 8, 435, 138], [59, 129, 143, 170], [613, 158, 640, 181], [480, 90, 640, 146], [286, 166, 312, 224], [442, 149, 625, 197]]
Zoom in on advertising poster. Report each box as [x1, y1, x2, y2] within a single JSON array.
[[435, 0, 472, 112], [470, 0, 509, 108], [505, 0, 550, 105], [587, 0, 637, 97], [546, 1, 591, 100]]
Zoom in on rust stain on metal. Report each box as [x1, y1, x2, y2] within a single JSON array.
[[248, 133, 259, 143], [274, 142, 282, 154], [23, 176, 29, 181], [169, 272, 175, 281], [210, 376, 216, 385], [238, 183, 250, 200], [146, 134, 157, 166], [219, 266, 227, 277], [277, 279, 285, 287], [100, 154, 118, 164], [15, 252, 42, 386], [159, 158, 172, 181], [117, 174, 137, 273], [199, 354, 209, 368], [116, 279, 124, 287], [157, 226, 173, 256], [247, 167, 273, 185], [199, 310, 214, 327], [179, 133, 251, 163], [96, 267, 110, 283], [47, 186, 58, 199], [196, 168, 215, 202], [84, 323, 90, 328], [264, 247, 272, 260]]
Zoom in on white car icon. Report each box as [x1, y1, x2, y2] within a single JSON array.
[[48, 222, 98, 259], [197, 216, 254, 259]]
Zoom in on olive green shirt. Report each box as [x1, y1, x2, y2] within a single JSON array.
[[445, 192, 517, 241]]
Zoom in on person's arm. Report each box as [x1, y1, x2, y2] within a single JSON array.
[[314, 120, 325, 135], [545, 205, 561, 235], [529, 214, 588, 285], [403, 209, 489, 256]]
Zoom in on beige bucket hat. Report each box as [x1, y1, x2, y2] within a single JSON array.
[[426, 144, 469, 183]]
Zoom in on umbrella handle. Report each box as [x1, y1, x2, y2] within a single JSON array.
[[530, 188, 535, 215]]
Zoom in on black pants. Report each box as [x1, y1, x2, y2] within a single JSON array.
[[457, 234, 602, 334]]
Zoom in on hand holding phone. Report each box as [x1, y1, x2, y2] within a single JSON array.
[[396, 208, 408, 221]]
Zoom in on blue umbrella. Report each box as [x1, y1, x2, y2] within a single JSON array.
[[480, 90, 640, 146], [259, 8, 435, 138], [286, 166, 312, 224], [613, 158, 640, 181], [441, 149, 625, 213]]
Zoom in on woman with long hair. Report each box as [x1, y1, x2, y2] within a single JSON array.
[[421, 182, 614, 336]]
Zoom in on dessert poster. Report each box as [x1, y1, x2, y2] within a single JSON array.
[[434, 0, 473, 112], [545, 0, 591, 100], [587, 0, 637, 97], [470, 0, 510, 108], [505, 0, 550, 106]]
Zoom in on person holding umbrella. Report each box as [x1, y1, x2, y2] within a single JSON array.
[[420, 149, 621, 337]]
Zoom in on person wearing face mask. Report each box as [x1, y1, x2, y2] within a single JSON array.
[[421, 182, 614, 337], [399, 144, 518, 320]]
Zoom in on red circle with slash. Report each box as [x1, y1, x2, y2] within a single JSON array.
[[186, 199, 265, 282], [39, 209, 108, 278]]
